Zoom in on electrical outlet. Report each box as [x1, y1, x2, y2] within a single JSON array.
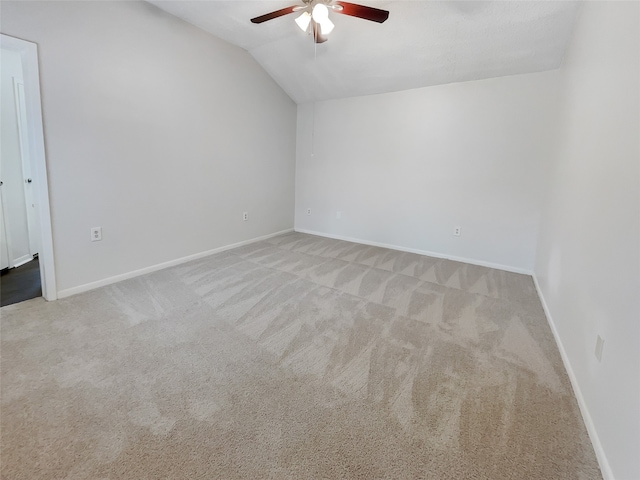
[[454, 226, 461, 237], [307, 208, 311, 216], [595, 335, 604, 362], [336, 211, 342, 220], [243, 212, 249, 222], [91, 227, 102, 242]]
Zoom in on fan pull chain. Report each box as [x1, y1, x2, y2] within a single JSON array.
[[311, 24, 317, 158], [311, 101, 315, 157]]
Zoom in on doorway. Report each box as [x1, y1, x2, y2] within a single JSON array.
[[1, 34, 56, 304]]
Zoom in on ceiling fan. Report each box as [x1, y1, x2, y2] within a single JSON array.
[[250, 0, 389, 44]]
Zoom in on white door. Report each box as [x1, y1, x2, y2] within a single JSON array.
[[0, 34, 57, 300], [1, 48, 34, 268], [14, 80, 39, 255]]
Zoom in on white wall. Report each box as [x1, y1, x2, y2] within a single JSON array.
[[295, 71, 561, 272], [0, 1, 297, 294], [535, 3, 640, 479]]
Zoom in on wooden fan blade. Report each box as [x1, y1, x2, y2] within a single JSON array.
[[251, 6, 298, 24], [333, 1, 389, 23]]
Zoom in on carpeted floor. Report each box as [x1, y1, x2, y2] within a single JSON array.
[[1, 232, 601, 479]]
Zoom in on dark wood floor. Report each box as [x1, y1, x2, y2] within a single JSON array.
[[1, 257, 42, 307]]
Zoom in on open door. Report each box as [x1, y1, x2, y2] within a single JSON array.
[[0, 34, 56, 301], [1, 48, 34, 270]]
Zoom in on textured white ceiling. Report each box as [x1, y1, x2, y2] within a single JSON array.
[[147, 1, 580, 104]]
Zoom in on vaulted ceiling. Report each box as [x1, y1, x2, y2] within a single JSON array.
[[147, 1, 581, 104]]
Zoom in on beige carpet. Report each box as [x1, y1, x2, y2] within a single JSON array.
[[1, 232, 601, 479]]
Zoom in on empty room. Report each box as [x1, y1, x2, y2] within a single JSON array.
[[0, 1, 638, 479]]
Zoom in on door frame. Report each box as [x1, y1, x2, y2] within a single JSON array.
[[1, 34, 57, 300]]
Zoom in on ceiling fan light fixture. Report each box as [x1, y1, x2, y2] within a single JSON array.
[[320, 17, 334, 34], [311, 4, 334, 35], [312, 3, 329, 22], [295, 11, 312, 32]]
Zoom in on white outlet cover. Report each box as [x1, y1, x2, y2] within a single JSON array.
[[91, 227, 102, 242], [307, 208, 311, 215]]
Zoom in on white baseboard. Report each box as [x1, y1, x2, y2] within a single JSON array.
[[57, 229, 294, 299], [532, 275, 613, 480], [294, 228, 532, 275], [12, 254, 33, 268]]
